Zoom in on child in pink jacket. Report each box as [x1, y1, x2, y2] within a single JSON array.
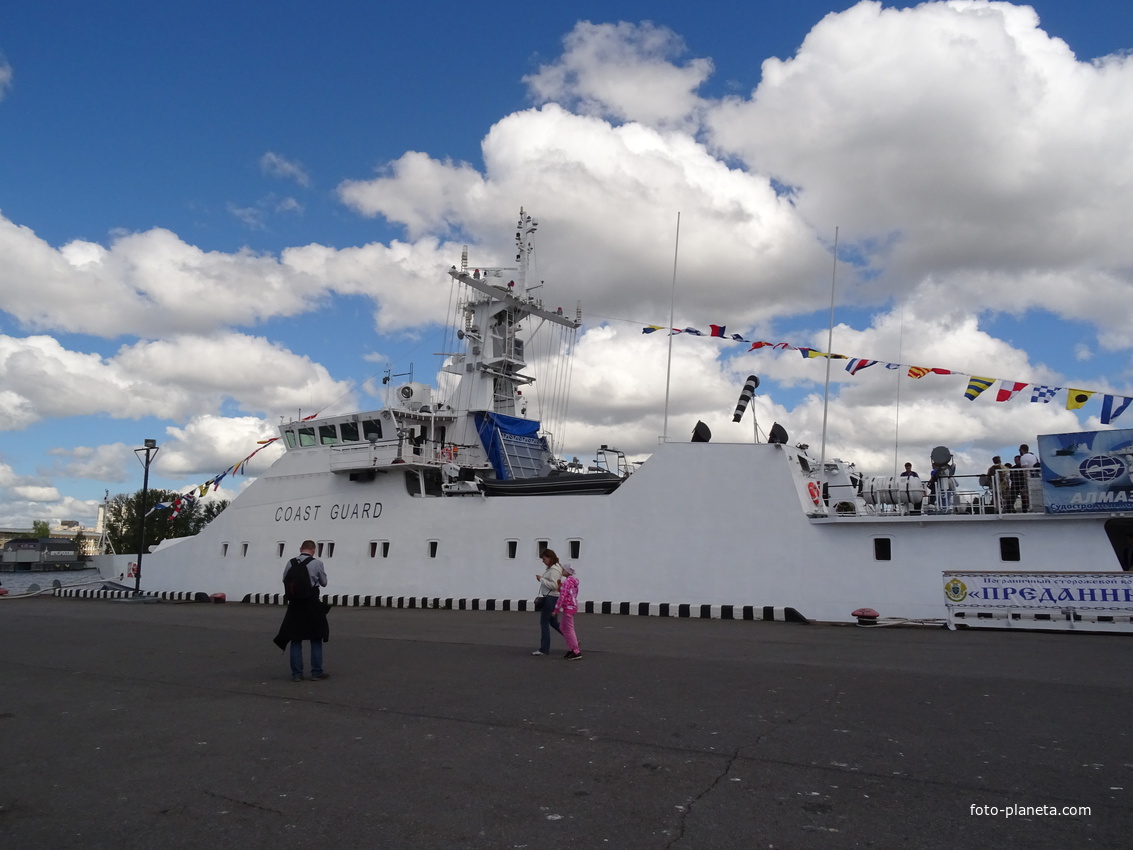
[[554, 565, 582, 659]]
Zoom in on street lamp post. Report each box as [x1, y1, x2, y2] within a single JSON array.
[[133, 438, 159, 594]]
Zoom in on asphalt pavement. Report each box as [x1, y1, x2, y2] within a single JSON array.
[[1, 597, 1129, 849]]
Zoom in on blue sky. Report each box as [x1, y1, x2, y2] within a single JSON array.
[[2, 0, 1133, 526]]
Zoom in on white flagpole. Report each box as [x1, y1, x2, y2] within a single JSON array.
[[893, 301, 905, 477], [662, 212, 681, 442], [818, 228, 839, 492]]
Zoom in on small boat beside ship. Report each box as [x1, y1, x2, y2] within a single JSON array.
[[91, 209, 1133, 632]]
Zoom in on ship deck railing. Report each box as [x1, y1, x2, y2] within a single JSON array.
[[834, 470, 1046, 519], [328, 440, 466, 473]]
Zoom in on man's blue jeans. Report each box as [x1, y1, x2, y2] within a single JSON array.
[[290, 639, 324, 678]]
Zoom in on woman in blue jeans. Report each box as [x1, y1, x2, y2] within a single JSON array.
[[533, 549, 564, 655]]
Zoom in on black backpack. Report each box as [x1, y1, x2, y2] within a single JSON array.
[[284, 556, 316, 602]]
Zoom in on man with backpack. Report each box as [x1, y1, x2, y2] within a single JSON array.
[[272, 540, 329, 681]]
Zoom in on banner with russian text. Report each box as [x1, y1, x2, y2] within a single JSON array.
[[1036, 428, 1133, 513], [943, 571, 1133, 611]]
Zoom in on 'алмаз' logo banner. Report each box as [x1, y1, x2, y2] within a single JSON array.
[[1037, 428, 1133, 513]]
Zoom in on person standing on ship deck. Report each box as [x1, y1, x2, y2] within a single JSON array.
[[273, 539, 330, 681], [1008, 455, 1028, 512], [533, 549, 564, 656], [1017, 444, 1039, 512], [900, 463, 922, 514], [986, 456, 1005, 512], [1018, 444, 1038, 468]]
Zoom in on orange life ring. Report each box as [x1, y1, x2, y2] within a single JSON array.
[[807, 481, 822, 506]]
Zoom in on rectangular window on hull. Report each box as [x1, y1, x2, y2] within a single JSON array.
[[537, 540, 548, 556], [370, 540, 390, 558], [221, 543, 228, 557], [873, 538, 892, 560], [1000, 537, 1021, 561], [569, 539, 581, 560], [241, 542, 249, 557], [277, 542, 286, 558], [323, 541, 335, 558], [507, 540, 518, 559], [429, 540, 439, 558]]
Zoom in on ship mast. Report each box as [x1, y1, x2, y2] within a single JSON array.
[[444, 209, 580, 416]]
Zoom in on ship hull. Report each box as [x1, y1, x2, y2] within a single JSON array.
[[94, 442, 1127, 624]]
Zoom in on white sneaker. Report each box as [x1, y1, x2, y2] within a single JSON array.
[[531, 650, 548, 656]]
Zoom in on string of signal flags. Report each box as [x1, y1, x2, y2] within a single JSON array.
[[642, 324, 1133, 426], [144, 412, 321, 520]]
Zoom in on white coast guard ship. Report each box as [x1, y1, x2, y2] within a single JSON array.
[[92, 209, 1133, 632]]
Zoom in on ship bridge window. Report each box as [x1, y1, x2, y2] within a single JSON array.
[[284, 430, 297, 449], [362, 419, 383, 441], [319, 424, 339, 445], [999, 536, 1021, 562], [873, 537, 892, 561], [340, 421, 360, 442], [298, 427, 316, 447]]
